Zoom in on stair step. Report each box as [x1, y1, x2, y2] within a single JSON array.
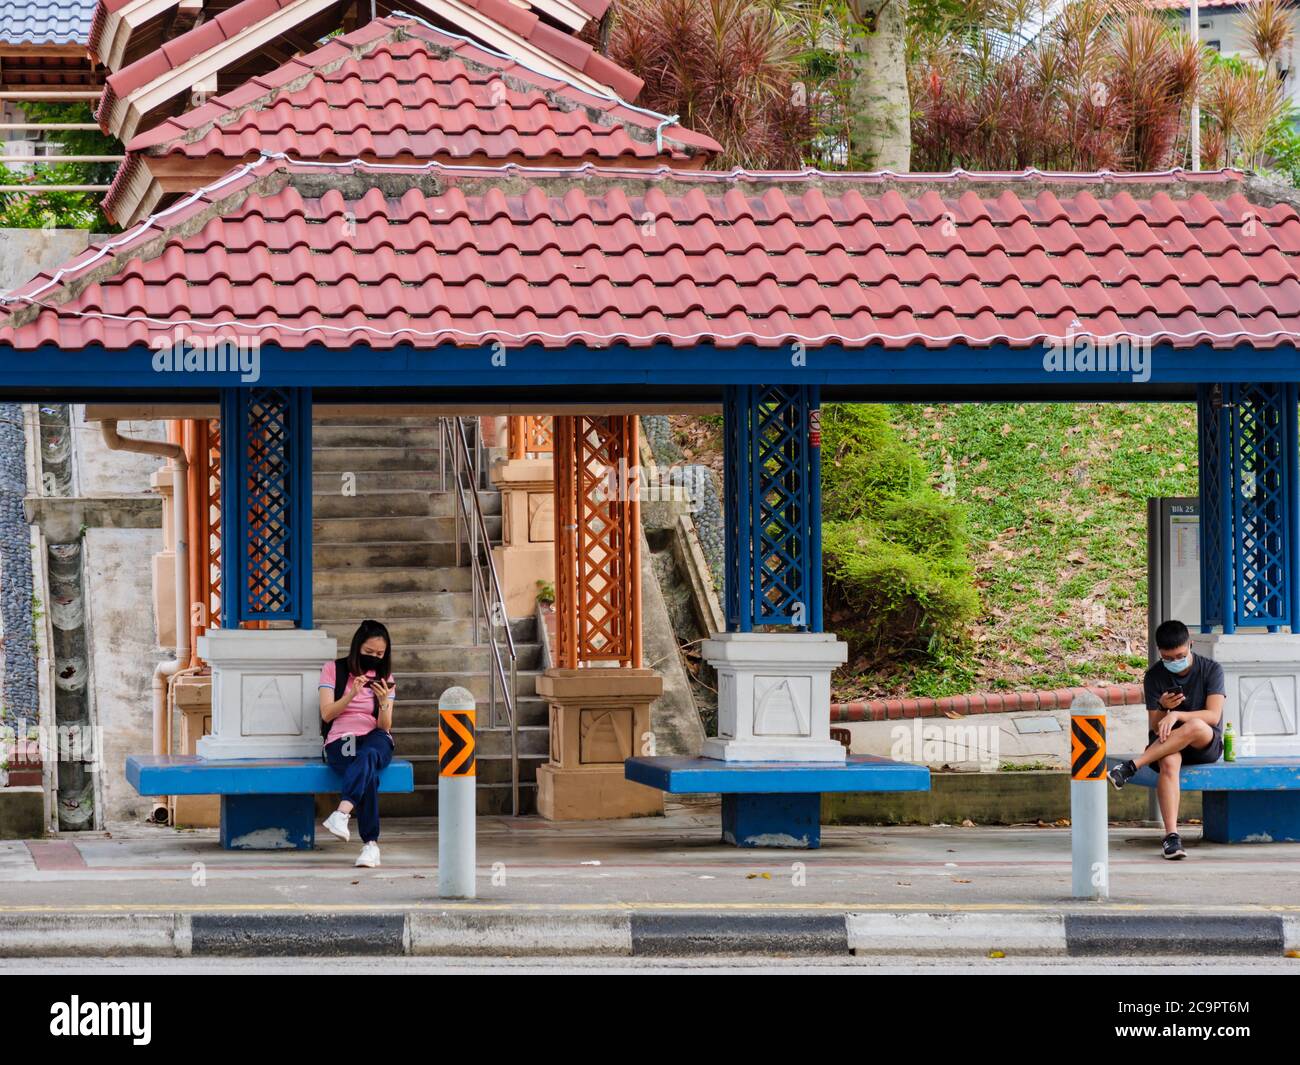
[[313, 515, 502, 544], [378, 672, 541, 701], [378, 787, 537, 817], [391, 726, 549, 759], [313, 567, 472, 596], [389, 643, 544, 672], [393, 696, 548, 729], [313, 542, 460, 569], [312, 425, 444, 448], [314, 415, 449, 426], [312, 469, 442, 492], [407, 755, 540, 788], [312, 640, 543, 672], [313, 491, 455, 520], [314, 446, 444, 472], [314, 590, 478, 619]]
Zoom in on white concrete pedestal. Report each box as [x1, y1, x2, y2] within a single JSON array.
[[1192, 632, 1300, 757], [701, 632, 848, 762], [196, 629, 338, 760]]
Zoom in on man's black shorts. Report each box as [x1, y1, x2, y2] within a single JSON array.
[[1146, 726, 1224, 768]]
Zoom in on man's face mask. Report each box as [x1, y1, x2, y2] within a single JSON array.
[[1163, 653, 1192, 674]]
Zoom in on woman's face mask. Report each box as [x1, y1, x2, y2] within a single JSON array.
[[358, 653, 386, 675]]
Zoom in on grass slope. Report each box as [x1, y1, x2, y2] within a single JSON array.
[[876, 402, 1199, 698]]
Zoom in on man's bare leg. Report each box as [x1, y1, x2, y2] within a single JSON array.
[[1156, 752, 1181, 834], [1133, 718, 1214, 771]]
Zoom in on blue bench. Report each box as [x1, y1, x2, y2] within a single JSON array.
[[625, 754, 930, 848], [126, 755, 415, 850], [1106, 755, 1300, 843]]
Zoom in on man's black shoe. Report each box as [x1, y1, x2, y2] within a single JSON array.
[[1162, 832, 1187, 860], [1107, 760, 1137, 790]]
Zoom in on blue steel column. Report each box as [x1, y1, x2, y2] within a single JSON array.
[[722, 384, 822, 633], [1197, 384, 1227, 633], [1289, 384, 1300, 631], [219, 386, 313, 628]]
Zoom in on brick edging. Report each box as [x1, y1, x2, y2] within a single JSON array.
[[831, 683, 1145, 723]]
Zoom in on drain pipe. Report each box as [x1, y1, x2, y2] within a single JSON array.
[[101, 420, 190, 824]]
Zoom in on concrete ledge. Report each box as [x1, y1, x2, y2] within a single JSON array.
[[0, 913, 180, 957], [188, 913, 406, 956], [822, 770, 1200, 825], [0, 909, 1292, 957], [629, 913, 849, 956], [847, 912, 1067, 955], [409, 912, 632, 956], [1064, 914, 1285, 956], [0, 786, 46, 839]]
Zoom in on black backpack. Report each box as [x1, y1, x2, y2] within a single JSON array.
[[321, 657, 380, 743]]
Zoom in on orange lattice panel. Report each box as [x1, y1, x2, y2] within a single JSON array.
[[508, 415, 554, 459], [553, 415, 641, 669]]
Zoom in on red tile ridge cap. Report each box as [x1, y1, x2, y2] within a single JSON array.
[[1, 156, 278, 316], [832, 683, 1146, 722], [28, 152, 1272, 318]]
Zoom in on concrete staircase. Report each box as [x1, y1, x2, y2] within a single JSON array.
[[311, 416, 548, 815]]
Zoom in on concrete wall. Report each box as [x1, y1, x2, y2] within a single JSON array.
[[0, 230, 90, 291], [72, 407, 168, 498], [844, 701, 1150, 771], [83, 527, 163, 824], [24, 404, 167, 827]]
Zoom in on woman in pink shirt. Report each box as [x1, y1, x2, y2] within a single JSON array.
[[319, 620, 396, 867]]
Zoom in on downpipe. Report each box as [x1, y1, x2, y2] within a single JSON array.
[[101, 420, 190, 824]]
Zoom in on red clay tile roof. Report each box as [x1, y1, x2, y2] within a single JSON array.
[[121, 18, 717, 165], [98, 0, 642, 129], [103, 16, 716, 224], [4, 160, 1300, 352]]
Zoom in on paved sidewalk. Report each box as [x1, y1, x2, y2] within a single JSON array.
[[2, 806, 1300, 962], [2, 802, 1300, 909]]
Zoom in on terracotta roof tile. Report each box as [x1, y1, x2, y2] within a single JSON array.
[[6, 161, 1300, 353], [106, 16, 715, 224], [99, 0, 642, 129]]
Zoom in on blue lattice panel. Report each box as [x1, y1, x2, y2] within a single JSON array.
[[1199, 383, 1299, 634], [219, 387, 313, 627], [723, 384, 822, 632]]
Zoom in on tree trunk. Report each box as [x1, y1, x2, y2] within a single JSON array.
[[848, 0, 912, 171]]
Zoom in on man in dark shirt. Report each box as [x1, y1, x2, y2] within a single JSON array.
[[1107, 619, 1225, 859]]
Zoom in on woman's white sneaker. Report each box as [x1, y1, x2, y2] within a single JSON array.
[[355, 842, 381, 868], [322, 810, 351, 843]]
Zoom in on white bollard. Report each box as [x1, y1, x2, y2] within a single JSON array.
[[1069, 691, 1108, 900], [438, 685, 477, 899]]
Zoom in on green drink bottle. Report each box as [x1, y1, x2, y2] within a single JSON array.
[[1224, 723, 1236, 762]]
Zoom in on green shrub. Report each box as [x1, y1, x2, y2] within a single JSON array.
[[820, 405, 978, 667]]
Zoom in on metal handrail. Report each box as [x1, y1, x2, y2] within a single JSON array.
[[440, 416, 519, 815]]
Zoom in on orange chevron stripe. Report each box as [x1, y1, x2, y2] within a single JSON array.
[[439, 710, 477, 777], [1071, 714, 1106, 780]]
